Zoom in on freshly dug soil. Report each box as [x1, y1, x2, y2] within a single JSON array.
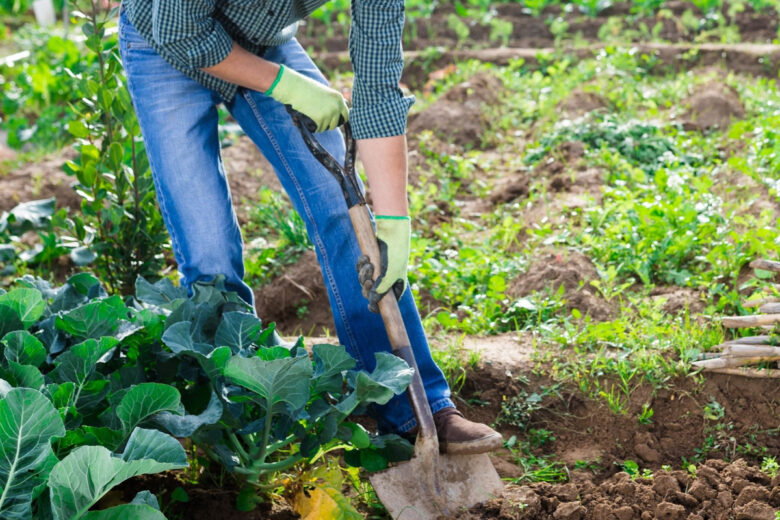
[[253, 250, 336, 336], [408, 72, 505, 148], [558, 90, 610, 118], [458, 333, 779, 481], [457, 459, 780, 519], [221, 134, 281, 226], [650, 286, 706, 315], [0, 147, 80, 213], [507, 249, 615, 321], [682, 82, 746, 131]]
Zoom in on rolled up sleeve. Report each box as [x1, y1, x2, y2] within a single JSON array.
[[349, 0, 415, 140], [151, 0, 233, 71]]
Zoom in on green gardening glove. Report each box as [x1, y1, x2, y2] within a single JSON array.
[[356, 216, 410, 313], [265, 64, 349, 133]]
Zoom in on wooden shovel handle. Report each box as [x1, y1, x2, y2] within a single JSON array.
[[348, 204, 438, 445]]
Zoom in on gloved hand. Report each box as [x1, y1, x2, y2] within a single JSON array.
[[356, 215, 410, 313], [265, 64, 349, 132]]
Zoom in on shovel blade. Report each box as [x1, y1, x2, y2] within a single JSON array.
[[369, 452, 503, 519]]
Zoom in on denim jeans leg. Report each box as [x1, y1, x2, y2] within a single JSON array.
[[226, 38, 454, 433], [118, 10, 255, 306]]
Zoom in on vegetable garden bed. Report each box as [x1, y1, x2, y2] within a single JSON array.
[[2, 0, 780, 518]]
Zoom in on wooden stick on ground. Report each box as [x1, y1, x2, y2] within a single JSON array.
[[750, 259, 780, 273], [722, 345, 780, 357], [743, 298, 780, 309], [722, 314, 780, 328], [705, 367, 780, 379], [692, 356, 780, 370], [759, 302, 780, 314], [723, 335, 777, 346]]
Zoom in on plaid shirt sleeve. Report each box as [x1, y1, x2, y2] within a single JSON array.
[[348, 0, 415, 139], [150, 0, 234, 70]]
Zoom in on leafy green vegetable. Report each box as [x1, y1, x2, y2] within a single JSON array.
[[0, 388, 65, 519], [49, 428, 187, 520], [116, 383, 181, 433]]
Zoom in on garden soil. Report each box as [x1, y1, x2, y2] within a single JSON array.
[[253, 250, 336, 336], [456, 461, 780, 520], [508, 249, 616, 321], [408, 72, 505, 148], [0, 147, 80, 213], [682, 82, 746, 131], [299, 0, 779, 57]]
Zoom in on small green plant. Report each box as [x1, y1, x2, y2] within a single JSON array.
[[761, 456, 779, 478], [431, 337, 479, 395], [504, 436, 569, 483], [496, 384, 561, 430], [488, 18, 513, 46], [446, 14, 471, 45], [638, 403, 654, 425], [528, 428, 555, 448], [599, 384, 629, 415], [618, 459, 640, 478], [573, 458, 603, 473], [703, 399, 726, 421]]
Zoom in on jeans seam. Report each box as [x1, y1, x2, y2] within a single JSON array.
[[240, 89, 367, 369]]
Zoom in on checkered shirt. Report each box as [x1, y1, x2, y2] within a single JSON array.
[[122, 0, 414, 139]]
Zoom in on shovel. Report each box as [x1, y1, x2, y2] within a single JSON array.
[[288, 109, 503, 519]]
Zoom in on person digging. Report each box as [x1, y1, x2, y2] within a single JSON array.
[[117, 0, 502, 455]]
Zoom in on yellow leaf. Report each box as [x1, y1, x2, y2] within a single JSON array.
[[293, 486, 362, 520]]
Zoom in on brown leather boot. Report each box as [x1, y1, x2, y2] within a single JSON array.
[[406, 407, 503, 454]]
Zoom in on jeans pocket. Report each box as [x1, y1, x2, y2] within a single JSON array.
[[118, 9, 152, 50]]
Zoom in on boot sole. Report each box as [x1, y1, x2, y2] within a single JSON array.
[[440, 432, 504, 455]]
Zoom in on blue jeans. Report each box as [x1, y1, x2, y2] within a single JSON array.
[[118, 9, 453, 433]]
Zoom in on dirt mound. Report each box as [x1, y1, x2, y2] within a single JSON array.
[[458, 459, 779, 519], [408, 72, 505, 148], [253, 250, 335, 336], [683, 82, 746, 131], [0, 147, 81, 213], [558, 89, 609, 117], [460, 359, 780, 486], [221, 135, 281, 225], [650, 286, 706, 315], [489, 173, 531, 205], [508, 250, 615, 321]]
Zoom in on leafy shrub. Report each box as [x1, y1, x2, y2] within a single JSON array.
[[0, 29, 93, 151], [0, 272, 412, 517], [62, 1, 169, 295]]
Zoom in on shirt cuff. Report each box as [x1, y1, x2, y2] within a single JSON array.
[[349, 94, 415, 140]]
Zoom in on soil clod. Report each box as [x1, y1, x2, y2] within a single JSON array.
[[408, 72, 504, 148], [508, 250, 615, 321], [682, 82, 745, 131], [253, 250, 335, 336]]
